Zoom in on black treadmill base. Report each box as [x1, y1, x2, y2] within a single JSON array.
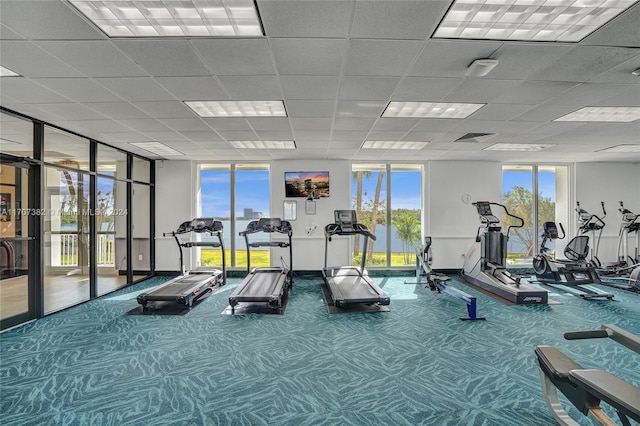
[[320, 282, 390, 314], [126, 289, 216, 316], [221, 293, 290, 315]]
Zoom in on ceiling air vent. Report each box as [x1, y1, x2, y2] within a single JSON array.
[[454, 133, 494, 143]]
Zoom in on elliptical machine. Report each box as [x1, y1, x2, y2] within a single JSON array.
[[575, 201, 606, 268], [617, 201, 640, 267], [532, 221, 614, 300], [462, 201, 548, 305]]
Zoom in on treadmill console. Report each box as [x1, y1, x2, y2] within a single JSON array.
[[244, 218, 292, 234], [190, 218, 223, 233], [474, 202, 500, 224], [334, 210, 357, 233]]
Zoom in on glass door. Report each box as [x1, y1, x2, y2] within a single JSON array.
[[0, 159, 35, 328]]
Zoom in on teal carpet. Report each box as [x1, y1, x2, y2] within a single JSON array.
[[1, 274, 639, 425]]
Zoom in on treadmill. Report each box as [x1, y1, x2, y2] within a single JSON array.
[[228, 218, 293, 313], [137, 218, 225, 311], [323, 210, 390, 308]]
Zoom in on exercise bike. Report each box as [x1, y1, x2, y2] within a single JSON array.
[[617, 201, 640, 267], [532, 221, 614, 300]]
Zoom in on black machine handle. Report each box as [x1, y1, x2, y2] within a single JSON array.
[[474, 201, 524, 238], [564, 329, 609, 340], [576, 201, 606, 230], [324, 223, 375, 240]]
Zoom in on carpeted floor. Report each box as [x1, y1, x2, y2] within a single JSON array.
[[1, 273, 639, 425]]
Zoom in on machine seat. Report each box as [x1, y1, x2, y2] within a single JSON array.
[[535, 345, 583, 381], [569, 370, 640, 422], [564, 236, 589, 262]]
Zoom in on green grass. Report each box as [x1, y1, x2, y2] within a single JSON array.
[[201, 249, 415, 268]]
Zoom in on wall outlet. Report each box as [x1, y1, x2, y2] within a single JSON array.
[[138, 254, 143, 261]]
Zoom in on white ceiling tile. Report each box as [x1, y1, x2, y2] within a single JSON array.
[[158, 119, 211, 132], [279, 76, 340, 100], [217, 76, 281, 100], [154, 77, 227, 100], [28, 103, 107, 121], [36, 41, 146, 77], [131, 101, 195, 119], [0, 41, 85, 78], [410, 40, 501, 78], [272, 39, 347, 76], [253, 130, 294, 140], [352, 1, 448, 40], [336, 101, 387, 117], [493, 81, 579, 105], [113, 40, 210, 77], [490, 44, 574, 81], [392, 77, 462, 102], [513, 105, 584, 122], [372, 118, 419, 132], [216, 130, 259, 140], [259, 0, 352, 38], [328, 141, 363, 149], [246, 118, 291, 131], [117, 119, 170, 132], [84, 102, 150, 119], [0, 1, 105, 40], [344, 40, 422, 76], [95, 132, 151, 143], [0, 79, 73, 103], [0, 23, 23, 40], [191, 39, 275, 75], [179, 131, 224, 142], [32, 78, 123, 102], [444, 79, 521, 103], [332, 130, 369, 141], [286, 100, 336, 118], [290, 118, 333, 131], [95, 77, 174, 102], [466, 104, 535, 121], [333, 117, 376, 131], [530, 46, 639, 82], [589, 54, 640, 83], [545, 83, 636, 106], [143, 132, 189, 143], [366, 131, 408, 140], [338, 76, 400, 101], [294, 131, 331, 141], [71, 119, 132, 133], [412, 119, 464, 132]]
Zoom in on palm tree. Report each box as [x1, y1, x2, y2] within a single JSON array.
[[352, 170, 371, 259], [393, 213, 421, 264], [367, 170, 385, 263]]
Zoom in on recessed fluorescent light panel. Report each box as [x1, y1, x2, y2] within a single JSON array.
[[362, 141, 429, 150], [554, 107, 640, 122], [0, 66, 20, 77], [230, 141, 296, 149], [598, 145, 640, 153], [382, 102, 484, 119], [185, 101, 287, 117], [69, 0, 263, 37], [130, 142, 184, 156], [433, 0, 637, 42], [484, 143, 554, 151]]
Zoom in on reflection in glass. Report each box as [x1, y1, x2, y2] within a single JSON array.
[[0, 164, 30, 320], [44, 126, 90, 170], [132, 183, 151, 279], [97, 144, 127, 178], [132, 157, 150, 183], [97, 178, 129, 295], [0, 111, 33, 157], [44, 167, 90, 313]]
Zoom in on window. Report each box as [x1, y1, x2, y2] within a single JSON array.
[[198, 164, 270, 269], [351, 164, 422, 267], [502, 165, 569, 265]]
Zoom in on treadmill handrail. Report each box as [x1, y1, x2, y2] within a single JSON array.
[[324, 223, 376, 240]]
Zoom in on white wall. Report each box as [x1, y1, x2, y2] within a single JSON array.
[[575, 162, 640, 264], [427, 161, 502, 269], [270, 160, 351, 270], [155, 160, 194, 272]]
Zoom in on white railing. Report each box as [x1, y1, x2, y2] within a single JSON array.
[[53, 233, 115, 267], [97, 234, 114, 266]]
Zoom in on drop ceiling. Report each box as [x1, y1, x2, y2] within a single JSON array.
[[1, 0, 639, 163]]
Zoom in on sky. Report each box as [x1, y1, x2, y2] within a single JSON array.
[[502, 170, 556, 199]]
